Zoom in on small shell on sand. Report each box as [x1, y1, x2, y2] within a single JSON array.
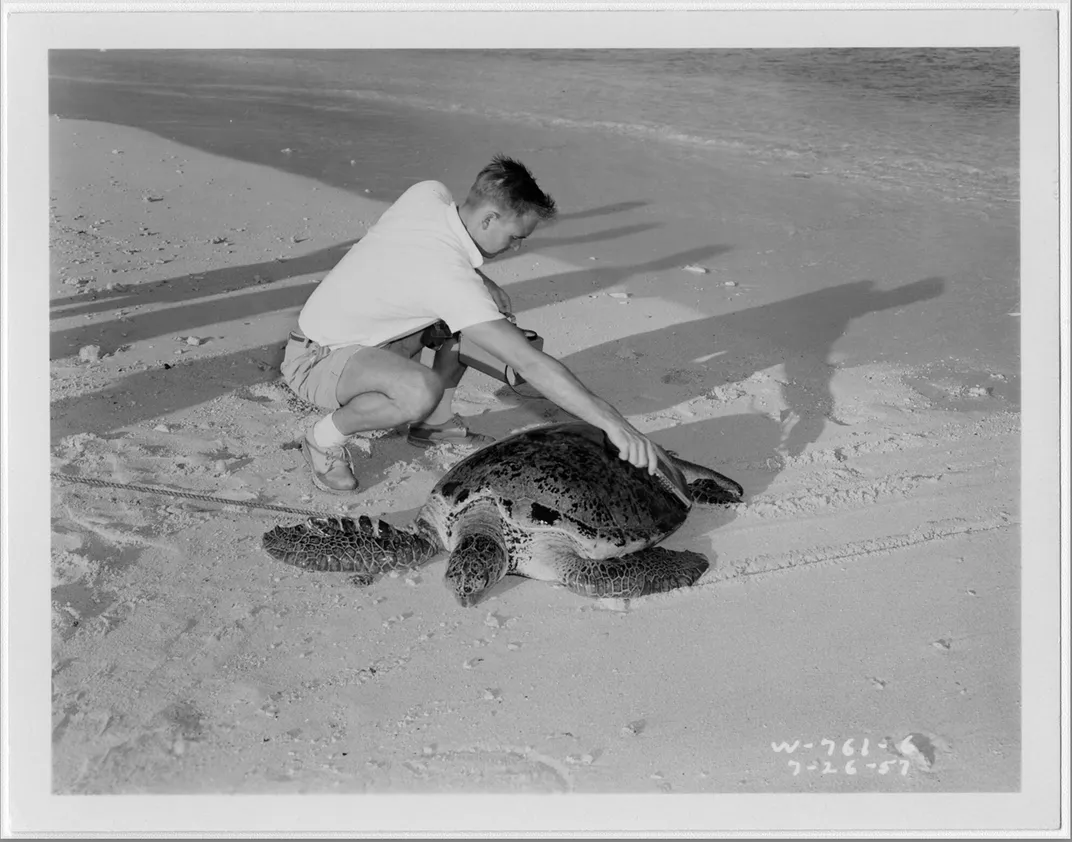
[[184, 336, 204, 346], [78, 345, 101, 363], [682, 264, 709, 274]]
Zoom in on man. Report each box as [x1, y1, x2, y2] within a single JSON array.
[[282, 155, 659, 493]]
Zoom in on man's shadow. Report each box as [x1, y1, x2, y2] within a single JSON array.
[[481, 277, 945, 462]]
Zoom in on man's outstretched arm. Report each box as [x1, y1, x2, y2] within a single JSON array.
[[461, 318, 659, 473]]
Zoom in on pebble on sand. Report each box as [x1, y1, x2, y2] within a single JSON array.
[[897, 734, 937, 770], [608, 292, 631, 299], [682, 264, 709, 274], [78, 345, 101, 363], [723, 280, 738, 287], [153, 424, 170, 433], [184, 336, 204, 346], [620, 719, 646, 737]]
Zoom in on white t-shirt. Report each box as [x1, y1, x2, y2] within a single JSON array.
[[298, 181, 504, 349]]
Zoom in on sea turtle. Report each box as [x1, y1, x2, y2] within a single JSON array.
[[262, 421, 744, 605]]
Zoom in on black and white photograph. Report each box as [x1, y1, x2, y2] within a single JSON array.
[[2, 2, 1066, 836]]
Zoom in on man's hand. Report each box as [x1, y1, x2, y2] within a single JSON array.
[[477, 270, 513, 318], [602, 420, 660, 475]]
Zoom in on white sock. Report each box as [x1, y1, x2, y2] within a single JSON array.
[[312, 412, 348, 448], [422, 388, 456, 426]]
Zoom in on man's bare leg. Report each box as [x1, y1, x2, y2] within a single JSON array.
[[302, 344, 443, 493], [423, 336, 466, 425], [331, 344, 443, 434], [408, 337, 493, 447]]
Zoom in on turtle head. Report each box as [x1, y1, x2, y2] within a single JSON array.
[[445, 532, 510, 607]]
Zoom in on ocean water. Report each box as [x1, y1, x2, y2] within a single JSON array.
[[51, 48, 1018, 208]]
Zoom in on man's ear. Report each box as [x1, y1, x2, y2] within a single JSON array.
[[480, 210, 500, 229]]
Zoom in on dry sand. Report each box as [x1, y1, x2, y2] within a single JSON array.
[[49, 117, 1021, 799]]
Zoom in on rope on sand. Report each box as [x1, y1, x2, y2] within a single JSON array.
[[50, 472, 330, 519]]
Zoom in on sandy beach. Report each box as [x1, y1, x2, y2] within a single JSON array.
[[46, 51, 1023, 800]]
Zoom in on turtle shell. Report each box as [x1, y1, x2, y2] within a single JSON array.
[[422, 422, 690, 558]]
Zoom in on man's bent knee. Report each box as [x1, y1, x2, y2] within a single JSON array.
[[392, 366, 443, 421]]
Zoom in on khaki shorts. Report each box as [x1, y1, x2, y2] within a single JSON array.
[[280, 322, 455, 411]]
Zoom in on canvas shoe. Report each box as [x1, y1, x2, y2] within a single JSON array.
[[407, 415, 495, 449], [301, 432, 359, 493]]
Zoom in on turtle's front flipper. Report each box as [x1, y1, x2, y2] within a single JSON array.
[[560, 547, 709, 599], [262, 515, 439, 574], [667, 453, 744, 505]]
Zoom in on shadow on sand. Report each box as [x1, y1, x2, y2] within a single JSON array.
[[50, 343, 288, 445], [507, 244, 733, 310], [51, 239, 359, 321], [484, 277, 946, 464]]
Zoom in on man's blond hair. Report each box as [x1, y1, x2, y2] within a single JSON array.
[[466, 154, 558, 220]]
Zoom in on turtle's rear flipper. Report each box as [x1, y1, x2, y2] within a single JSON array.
[[262, 515, 438, 574], [561, 547, 709, 599], [666, 453, 744, 505]]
